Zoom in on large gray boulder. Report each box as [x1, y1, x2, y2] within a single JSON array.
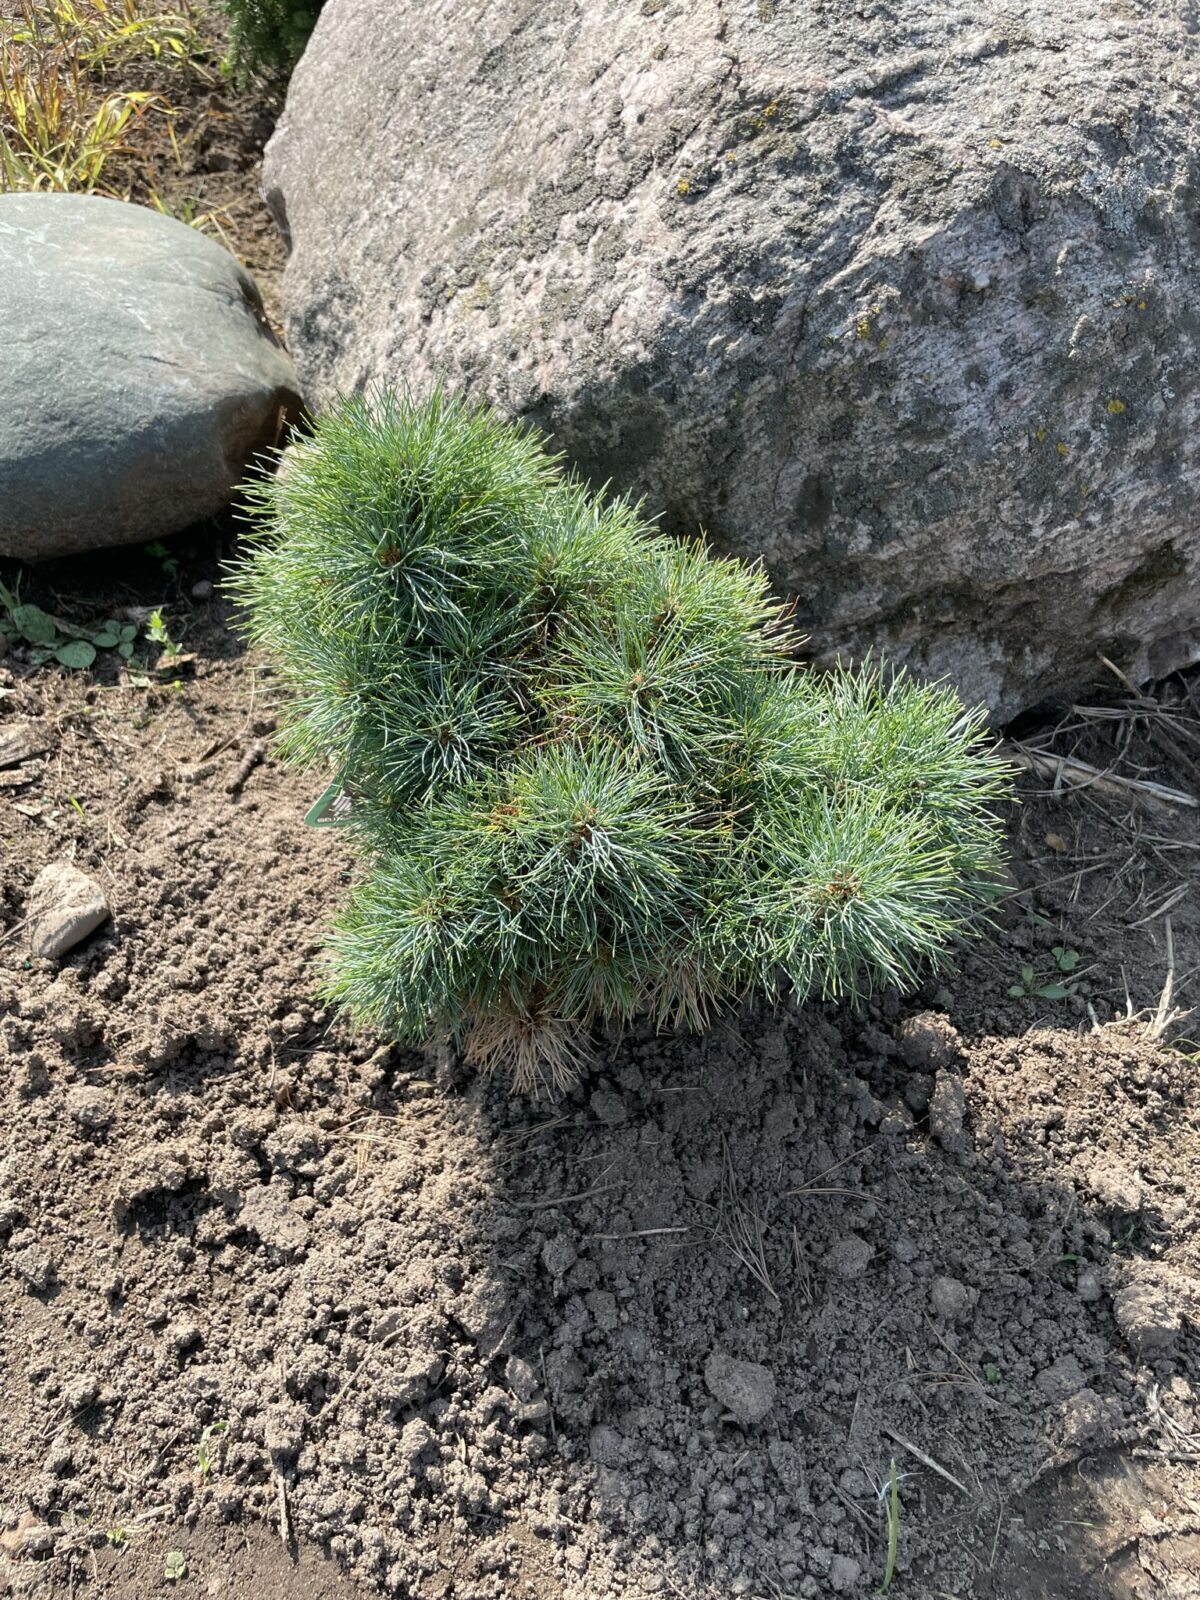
[[265, 0, 1200, 717], [0, 194, 302, 562]]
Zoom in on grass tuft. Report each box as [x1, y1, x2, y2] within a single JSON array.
[[0, 0, 205, 195]]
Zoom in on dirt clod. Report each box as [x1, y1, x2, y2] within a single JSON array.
[[1058, 1388, 1125, 1451], [1113, 1277, 1183, 1357], [928, 1067, 968, 1145], [0, 1511, 56, 1557], [264, 1404, 305, 1460], [828, 1234, 873, 1278], [505, 1355, 540, 1404], [704, 1349, 777, 1425], [237, 1183, 311, 1259], [930, 1273, 974, 1322], [62, 1374, 100, 1412], [7, 1240, 55, 1293], [26, 860, 109, 960], [118, 1145, 191, 1207], [1085, 1159, 1145, 1213], [66, 1084, 111, 1132], [1035, 1353, 1088, 1401], [895, 1010, 961, 1069], [829, 1554, 864, 1593], [1076, 1265, 1104, 1302]]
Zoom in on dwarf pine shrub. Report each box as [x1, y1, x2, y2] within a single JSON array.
[[233, 390, 1008, 1091]]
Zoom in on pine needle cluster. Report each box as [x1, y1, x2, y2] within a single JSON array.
[[221, 0, 322, 82], [232, 390, 1009, 1092]]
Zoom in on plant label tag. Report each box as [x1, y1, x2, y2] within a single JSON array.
[[305, 776, 352, 827]]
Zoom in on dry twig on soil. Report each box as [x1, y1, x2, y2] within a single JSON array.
[[1005, 742, 1198, 809], [883, 1425, 970, 1494]]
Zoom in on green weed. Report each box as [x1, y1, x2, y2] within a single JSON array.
[[147, 606, 180, 658], [147, 187, 234, 241], [144, 540, 180, 579], [0, 579, 142, 669], [196, 1419, 228, 1479], [1008, 943, 1080, 1000]]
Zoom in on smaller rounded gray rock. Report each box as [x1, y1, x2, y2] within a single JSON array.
[[0, 193, 301, 561]]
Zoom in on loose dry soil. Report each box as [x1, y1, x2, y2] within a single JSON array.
[[2, 536, 1200, 1600], [4, 11, 1200, 1597]]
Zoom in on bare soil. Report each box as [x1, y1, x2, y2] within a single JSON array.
[[1, 534, 1200, 1600], [4, 9, 1200, 1596]]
